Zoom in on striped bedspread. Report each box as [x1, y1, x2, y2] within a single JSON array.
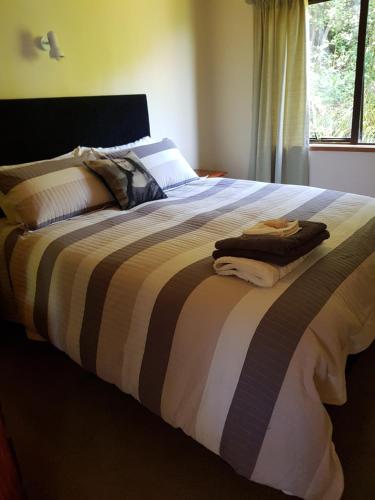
[[4, 178, 375, 499]]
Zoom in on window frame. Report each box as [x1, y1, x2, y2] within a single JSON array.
[[308, 0, 374, 145]]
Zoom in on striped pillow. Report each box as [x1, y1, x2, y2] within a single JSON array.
[[0, 157, 114, 229], [0, 150, 76, 218], [104, 138, 198, 191]]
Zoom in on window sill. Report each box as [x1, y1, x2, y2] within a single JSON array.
[[309, 144, 375, 153]]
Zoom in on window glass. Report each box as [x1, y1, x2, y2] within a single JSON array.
[[309, 0, 361, 140], [362, 0, 375, 142]]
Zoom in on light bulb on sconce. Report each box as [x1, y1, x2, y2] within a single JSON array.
[[40, 31, 64, 60]]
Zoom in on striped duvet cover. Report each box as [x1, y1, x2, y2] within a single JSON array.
[[3, 177, 375, 499]]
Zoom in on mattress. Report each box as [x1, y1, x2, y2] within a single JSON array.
[[3, 177, 375, 499]]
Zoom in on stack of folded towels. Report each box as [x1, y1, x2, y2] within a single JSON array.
[[213, 219, 329, 287]]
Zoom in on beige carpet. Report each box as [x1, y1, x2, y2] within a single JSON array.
[[0, 322, 374, 500]]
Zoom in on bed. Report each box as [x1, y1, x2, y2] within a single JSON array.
[[1, 95, 374, 500]]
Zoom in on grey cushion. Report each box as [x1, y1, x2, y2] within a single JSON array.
[[85, 151, 167, 210]]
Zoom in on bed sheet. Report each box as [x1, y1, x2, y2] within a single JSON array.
[[4, 177, 375, 499]]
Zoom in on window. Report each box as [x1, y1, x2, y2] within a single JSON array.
[[308, 0, 375, 144]]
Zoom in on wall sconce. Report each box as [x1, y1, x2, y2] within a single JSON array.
[[40, 31, 64, 60]]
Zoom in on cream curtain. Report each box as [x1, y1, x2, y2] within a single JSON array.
[[249, 0, 309, 185]]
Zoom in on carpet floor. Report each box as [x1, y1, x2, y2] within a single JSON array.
[[0, 322, 374, 500]]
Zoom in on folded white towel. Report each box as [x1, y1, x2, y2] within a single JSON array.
[[213, 255, 305, 287], [242, 219, 300, 237]]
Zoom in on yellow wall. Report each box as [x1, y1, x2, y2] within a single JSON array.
[[0, 0, 199, 164]]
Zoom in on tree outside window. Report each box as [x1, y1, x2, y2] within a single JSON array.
[[309, 0, 375, 143]]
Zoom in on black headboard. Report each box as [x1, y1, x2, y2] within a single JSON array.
[[0, 94, 150, 165]]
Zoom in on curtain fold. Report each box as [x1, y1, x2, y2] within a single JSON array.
[[249, 0, 309, 185]]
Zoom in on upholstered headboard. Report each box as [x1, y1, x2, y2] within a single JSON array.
[[0, 94, 150, 165]]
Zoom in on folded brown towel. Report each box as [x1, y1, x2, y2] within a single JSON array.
[[213, 221, 330, 266]]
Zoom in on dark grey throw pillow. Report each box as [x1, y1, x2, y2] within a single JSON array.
[[84, 151, 167, 210]]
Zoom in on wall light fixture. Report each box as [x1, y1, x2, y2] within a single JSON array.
[[40, 31, 64, 60]]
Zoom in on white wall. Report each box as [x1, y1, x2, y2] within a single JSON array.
[[310, 152, 375, 197]]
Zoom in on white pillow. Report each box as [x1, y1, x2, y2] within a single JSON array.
[[74, 136, 159, 160], [105, 138, 198, 191]]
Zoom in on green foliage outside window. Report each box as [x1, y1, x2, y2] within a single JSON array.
[[363, 1, 375, 142], [309, 0, 375, 142]]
